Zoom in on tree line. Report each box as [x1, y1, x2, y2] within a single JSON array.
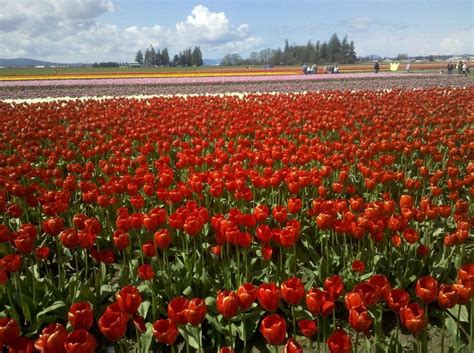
[[135, 46, 203, 67], [220, 34, 357, 66]]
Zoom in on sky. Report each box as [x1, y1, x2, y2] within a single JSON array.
[[0, 0, 473, 63]]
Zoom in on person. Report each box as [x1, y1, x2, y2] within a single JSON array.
[[447, 62, 453, 75], [406, 63, 411, 73], [311, 64, 317, 74], [334, 65, 339, 74], [302, 64, 308, 75], [458, 61, 463, 74], [374, 62, 380, 73], [462, 62, 468, 77]]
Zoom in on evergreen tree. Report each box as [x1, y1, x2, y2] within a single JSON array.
[[155, 49, 162, 66], [328, 33, 342, 62], [135, 50, 143, 65], [191, 46, 203, 66], [143, 48, 149, 67], [161, 48, 170, 66], [149, 46, 156, 67], [172, 54, 179, 66]]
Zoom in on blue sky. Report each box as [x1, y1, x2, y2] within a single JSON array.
[[0, 0, 472, 62]]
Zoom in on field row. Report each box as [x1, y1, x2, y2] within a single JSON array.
[[1, 74, 473, 101]]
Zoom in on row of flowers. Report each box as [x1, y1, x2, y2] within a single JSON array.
[[1, 265, 472, 352], [1, 75, 471, 101]]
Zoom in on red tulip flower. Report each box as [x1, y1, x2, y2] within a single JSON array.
[[257, 283, 281, 311], [64, 330, 97, 353], [98, 305, 128, 341], [237, 282, 257, 310], [216, 290, 239, 319], [415, 276, 438, 304], [68, 302, 94, 330], [184, 298, 207, 326], [219, 347, 234, 353], [327, 329, 352, 353], [7, 336, 35, 353], [272, 205, 287, 224], [167, 297, 190, 325], [438, 284, 459, 309], [34, 323, 68, 353], [386, 288, 410, 313], [349, 305, 372, 333], [260, 314, 287, 345], [153, 318, 178, 345], [400, 302, 427, 334], [116, 285, 142, 315], [297, 319, 317, 337], [351, 260, 365, 273], [154, 229, 172, 250], [137, 264, 155, 280], [324, 275, 344, 299], [306, 288, 335, 316], [284, 337, 303, 353], [281, 277, 305, 305], [0, 317, 20, 347]]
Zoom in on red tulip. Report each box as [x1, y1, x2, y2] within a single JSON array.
[[0, 317, 20, 347], [458, 263, 474, 284], [112, 230, 130, 250], [167, 297, 190, 324], [344, 291, 363, 311], [34, 323, 67, 353], [237, 282, 257, 310], [438, 284, 459, 309], [400, 302, 427, 334], [116, 285, 142, 315], [272, 205, 287, 223], [68, 302, 94, 330], [64, 330, 97, 353], [8, 336, 34, 353], [386, 288, 410, 313], [351, 260, 365, 273], [297, 319, 317, 337], [217, 290, 239, 319], [284, 337, 303, 353], [154, 229, 172, 250], [324, 275, 344, 299], [306, 288, 335, 316], [153, 318, 178, 345], [98, 305, 128, 341], [415, 276, 438, 304], [260, 314, 287, 345], [184, 298, 207, 326], [287, 198, 302, 214], [281, 277, 305, 305], [219, 347, 234, 353], [368, 274, 391, 300], [138, 264, 155, 280], [257, 283, 281, 311], [327, 329, 352, 353], [349, 305, 372, 333]]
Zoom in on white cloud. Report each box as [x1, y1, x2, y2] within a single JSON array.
[[348, 17, 375, 31], [0, 2, 261, 62]]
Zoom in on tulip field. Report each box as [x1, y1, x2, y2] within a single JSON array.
[[0, 72, 473, 353]]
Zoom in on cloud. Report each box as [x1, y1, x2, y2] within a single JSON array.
[[348, 17, 375, 31], [0, 2, 261, 62]]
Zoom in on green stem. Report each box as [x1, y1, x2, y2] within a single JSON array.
[[354, 332, 359, 353], [441, 310, 445, 353], [470, 300, 474, 353]]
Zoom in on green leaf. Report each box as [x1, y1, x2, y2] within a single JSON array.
[[36, 301, 67, 323], [178, 325, 201, 349], [139, 323, 154, 353], [138, 301, 151, 319]]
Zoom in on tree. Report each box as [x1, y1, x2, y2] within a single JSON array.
[[161, 48, 170, 66], [149, 46, 156, 67], [328, 33, 342, 62], [135, 50, 143, 65], [144, 48, 151, 67], [192, 46, 203, 66]]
